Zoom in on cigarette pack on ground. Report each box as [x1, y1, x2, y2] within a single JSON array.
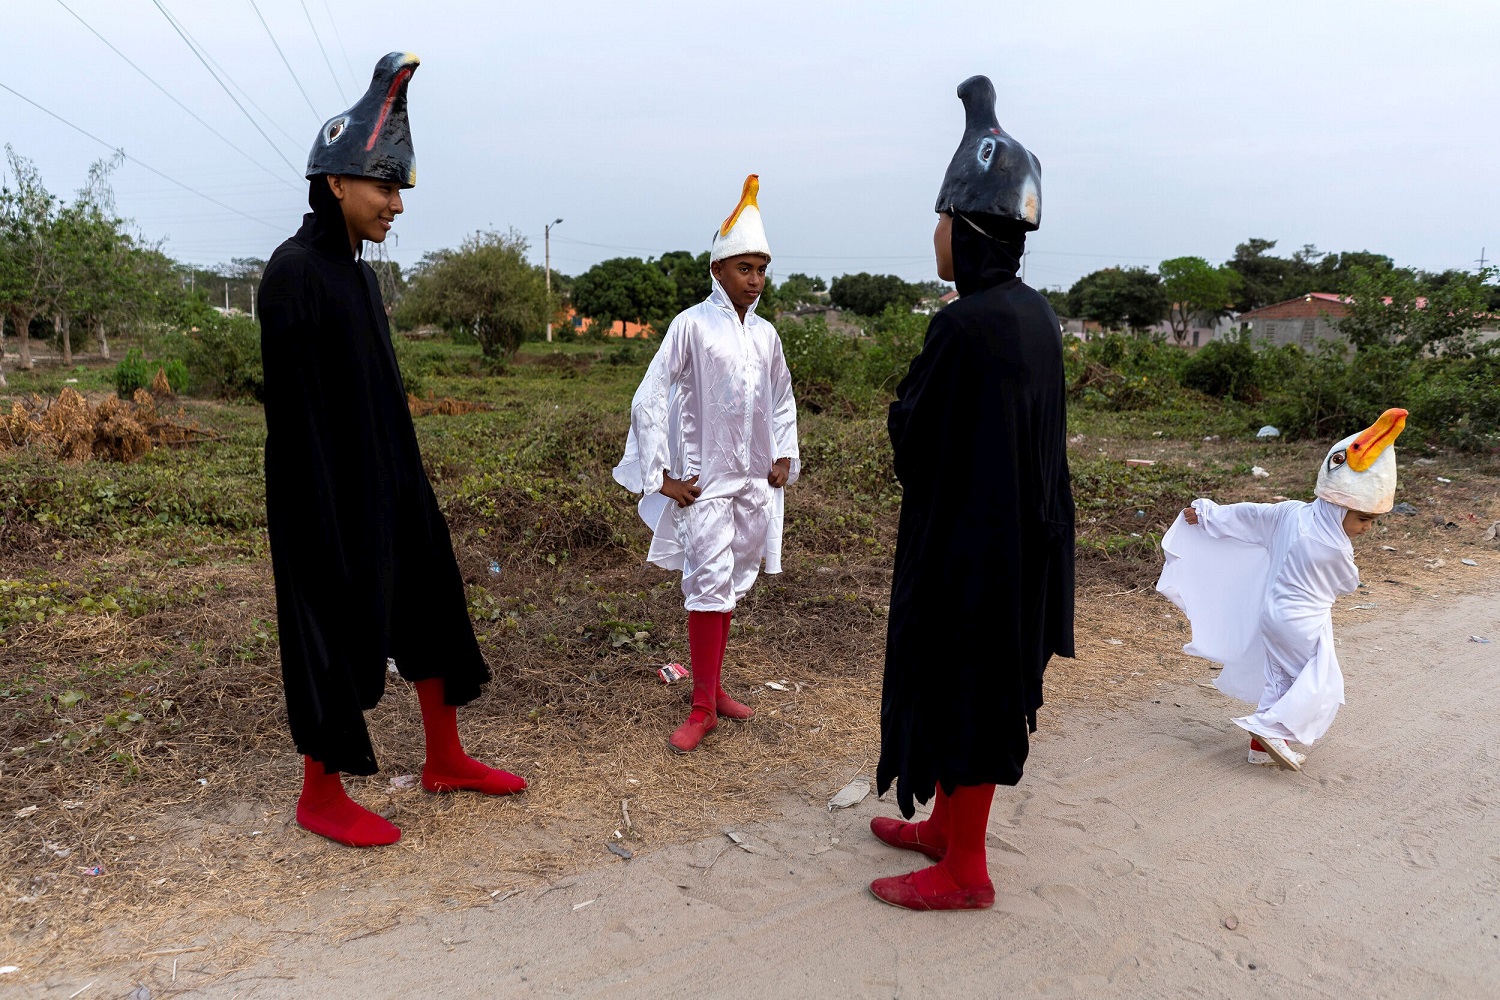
[[658, 662, 690, 684]]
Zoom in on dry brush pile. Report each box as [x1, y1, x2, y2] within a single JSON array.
[[1, 385, 213, 464]]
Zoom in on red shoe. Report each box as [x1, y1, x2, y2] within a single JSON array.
[[716, 689, 755, 721], [869, 869, 994, 911], [422, 761, 528, 796], [296, 758, 401, 848], [669, 709, 718, 754], [869, 816, 946, 861]]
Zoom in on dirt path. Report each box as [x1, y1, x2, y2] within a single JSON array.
[[27, 586, 1490, 999]]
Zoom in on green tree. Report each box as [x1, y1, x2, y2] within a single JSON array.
[[1042, 287, 1070, 316], [828, 272, 922, 316], [570, 256, 677, 336], [654, 250, 711, 315], [1067, 267, 1168, 333], [49, 154, 137, 365], [763, 271, 829, 315], [398, 229, 553, 359], [1224, 239, 1394, 311], [1224, 238, 1296, 311], [1336, 265, 1496, 357], [1158, 256, 1240, 344], [0, 146, 60, 372]]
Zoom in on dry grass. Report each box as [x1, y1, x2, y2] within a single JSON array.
[[406, 395, 495, 417]]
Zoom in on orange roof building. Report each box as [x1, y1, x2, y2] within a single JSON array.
[[561, 307, 653, 340]]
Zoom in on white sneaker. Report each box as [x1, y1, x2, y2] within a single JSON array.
[[1249, 737, 1305, 770]]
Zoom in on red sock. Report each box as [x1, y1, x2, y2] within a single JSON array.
[[913, 783, 994, 893], [686, 610, 726, 722], [717, 611, 735, 697], [884, 784, 951, 851], [296, 756, 401, 847], [415, 678, 526, 795], [915, 784, 951, 850]]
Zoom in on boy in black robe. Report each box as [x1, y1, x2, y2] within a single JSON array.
[[869, 76, 1075, 910], [258, 53, 524, 848]]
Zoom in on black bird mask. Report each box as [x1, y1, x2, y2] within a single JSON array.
[[306, 51, 420, 187], [934, 75, 1042, 230]]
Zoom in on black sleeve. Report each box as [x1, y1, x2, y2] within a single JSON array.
[[258, 257, 357, 581], [887, 311, 971, 488]]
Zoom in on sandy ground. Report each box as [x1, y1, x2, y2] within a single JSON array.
[[18, 586, 1495, 999]]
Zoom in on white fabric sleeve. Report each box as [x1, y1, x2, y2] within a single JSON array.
[[1192, 498, 1291, 547], [612, 320, 688, 496], [768, 327, 800, 484]]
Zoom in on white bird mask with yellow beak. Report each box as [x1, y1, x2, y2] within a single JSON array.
[[711, 174, 771, 263], [1315, 408, 1407, 514]]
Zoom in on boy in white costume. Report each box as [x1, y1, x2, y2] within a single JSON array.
[[1157, 408, 1406, 770], [614, 174, 800, 753]]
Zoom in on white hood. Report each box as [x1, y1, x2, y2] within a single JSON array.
[[711, 174, 771, 262]]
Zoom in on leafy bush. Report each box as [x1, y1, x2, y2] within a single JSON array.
[[113, 348, 151, 397], [391, 335, 430, 398], [1065, 334, 1184, 411], [1404, 351, 1500, 451], [1181, 337, 1261, 401], [777, 314, 868, 414], [114, 348, 189, 398], [161, 316, 264, 401], [1262, 342, 1410, 441], [860, 306, 927, 393]]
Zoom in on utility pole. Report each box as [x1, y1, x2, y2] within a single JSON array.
[[224, 282, 230, 311], [545, 218, 563, 342], [251, 282, 256, 322], [1478, 247, 1489, 271]]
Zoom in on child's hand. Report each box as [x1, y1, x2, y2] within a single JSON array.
[[1183, 506, 1200, 525], [768, 458, 791, 489], [661, 472, 701, 508]]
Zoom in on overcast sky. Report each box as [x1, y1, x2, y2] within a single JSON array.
[[5, 0, 1496, 291]]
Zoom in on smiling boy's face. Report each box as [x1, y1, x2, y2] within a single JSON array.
[[1343, 509, 1379, 538], [711, 254, 769, 311], [328, 174, 403, 249]]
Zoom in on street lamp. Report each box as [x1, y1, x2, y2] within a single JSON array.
[[545, 217, 563, 342]]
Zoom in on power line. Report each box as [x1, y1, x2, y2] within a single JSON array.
[[153, 0, 303, 149], [319, 0, 360, 90], [246, 0, 322, 124], [51, 0, 297, 191], [149, 0, 303, 177], [299, 0, 347, 103], [158, 2, 304, 149], [0, 82, 286, 233]]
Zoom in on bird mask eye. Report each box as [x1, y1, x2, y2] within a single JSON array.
[[325, 117, 349, 144], [1327, 450, 1348, 471], [976, 137, 996, 169]]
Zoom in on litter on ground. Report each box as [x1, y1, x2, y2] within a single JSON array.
[[827, 777, 871, 811]]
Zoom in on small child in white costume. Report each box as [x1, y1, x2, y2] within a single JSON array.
[[614, 175, 799, 754], [1157, 408, 1406, 770]]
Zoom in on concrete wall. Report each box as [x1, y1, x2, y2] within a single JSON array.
[[1247, 315, 1344, 348]]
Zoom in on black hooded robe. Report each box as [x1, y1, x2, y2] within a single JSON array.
[[257, 182, 489, 776], [876, 219, 1075, 819]]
